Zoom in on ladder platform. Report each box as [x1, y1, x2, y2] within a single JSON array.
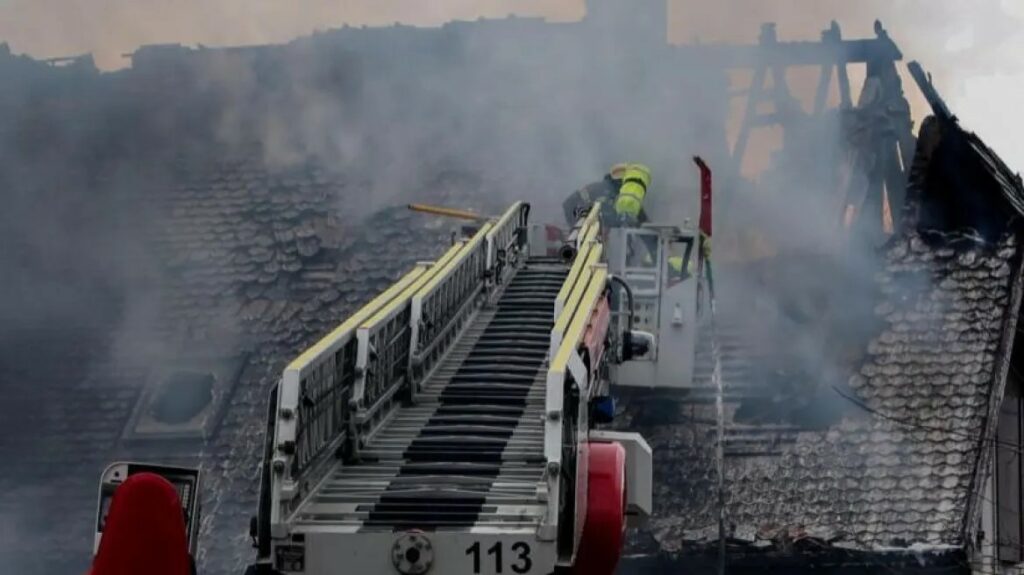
[[293, 260, 567, 532]]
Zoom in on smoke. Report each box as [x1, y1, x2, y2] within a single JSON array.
[[1, 0, 1021, 172], [138, 7, 732, 223], [0, 1, 1021, 573], [0, 0, 584, 69]]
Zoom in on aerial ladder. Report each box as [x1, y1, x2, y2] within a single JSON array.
[[92, 168, 709, 575]]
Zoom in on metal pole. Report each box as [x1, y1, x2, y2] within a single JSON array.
[[408, 203, 489, 222], [712, 307, 726, 575], [693, 155, 724, 573]]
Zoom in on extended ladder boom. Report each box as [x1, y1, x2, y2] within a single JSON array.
[[251, 203, 652, 575]]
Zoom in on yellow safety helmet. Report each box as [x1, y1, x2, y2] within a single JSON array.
[[608, 163, 629, 181]]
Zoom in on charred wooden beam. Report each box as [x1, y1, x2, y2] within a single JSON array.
[[675, 33, 902, 68], [908, 61, 954, 122], [812, 22, 843, 115]]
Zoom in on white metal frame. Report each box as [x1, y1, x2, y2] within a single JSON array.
[[540, 206, 611, 562], [269, 203, 532, 542], [271, 266, 430, 535]]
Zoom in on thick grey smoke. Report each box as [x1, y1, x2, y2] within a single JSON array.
[[156, 7, 732, 222], [0, 1, 1019, 573], [2, 0, 1022, 172]]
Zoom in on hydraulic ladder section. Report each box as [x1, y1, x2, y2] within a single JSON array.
[[295, 258, 568, 531], [259, 202, 579, 574], [254, 202, 649, 575]]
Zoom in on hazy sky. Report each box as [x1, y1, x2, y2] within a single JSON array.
[[1, 0, 1022, 170]]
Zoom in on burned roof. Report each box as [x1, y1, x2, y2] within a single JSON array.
[[0, 5, 1019, 575], [0, 152, 460, 574], [707, 234, 1013, 545], [622, 118, 1024, 570], [907, 64, 1024, 241]]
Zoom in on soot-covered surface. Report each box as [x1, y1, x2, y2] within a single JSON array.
[[0, 160, 459, 573], [630, 234, 1020, 550], [619, 118, 1024, 571]]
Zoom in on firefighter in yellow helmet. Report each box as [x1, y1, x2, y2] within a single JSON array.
[[568, 163, 692, 286], [563, 163, 651, 227], [613, 163, 651, 227], [611, 164, 688, 280], [608, 163, 629, 181], [563, 163, 626, 225]]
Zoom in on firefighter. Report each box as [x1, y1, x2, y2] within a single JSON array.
[[567, 163, 689, 277], [563, 163, 652, 227], [562, 163, 628, 225], [89, 472, 195, 575], [613, 163, 651, 227]]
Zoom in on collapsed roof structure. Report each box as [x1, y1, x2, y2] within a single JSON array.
[[622, 89, 1024, 574], [0, 0, 1022, 573]]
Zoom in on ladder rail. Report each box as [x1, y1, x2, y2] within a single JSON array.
[[351, 239, 469, 458], [290, 259, 563, 535], [540, 204, 612, 561], [485, 201, 530, 277], [271, 265, 431, 534], [268, 203, 532, 539], [551, 242, 604, 355], [410, 222, 493, 380], [542, 266, 609, 547], [555, 219, 602, 318]]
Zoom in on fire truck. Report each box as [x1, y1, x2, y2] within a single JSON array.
[[94, 164, 711, 575]]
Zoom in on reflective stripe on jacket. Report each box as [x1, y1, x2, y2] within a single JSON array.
[[614, 164, 651, 221]]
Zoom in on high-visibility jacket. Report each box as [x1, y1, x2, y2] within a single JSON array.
[[668, 255, 695, 279], [614, 164, 651, 224], [637, 250, 690, 278]]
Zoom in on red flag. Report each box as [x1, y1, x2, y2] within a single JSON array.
[[694, 156, 712, 239], [693, 157, 715, 317]]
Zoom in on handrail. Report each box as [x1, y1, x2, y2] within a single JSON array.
[[486, 201, 528, 275], [550, 267, 609, 377], [550, 243, 603, 357], [271, 264, 430, 531], [268, 202, 527, 537], [554, 224, 601, 317], [575, 202, 601, 250], [556, 203, 601, 315], [414, 224, 492, 308], [540, 215, 610, 547], [410, 223, 493, 365], [361, 248, 464, 330], [283, 265, 429, 377], [540, 264, 609, 545], [347, 239, 471, 457], [409, 204, 531, 392]]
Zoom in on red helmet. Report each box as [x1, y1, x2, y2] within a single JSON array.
[[90, 473, 193, 575]]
